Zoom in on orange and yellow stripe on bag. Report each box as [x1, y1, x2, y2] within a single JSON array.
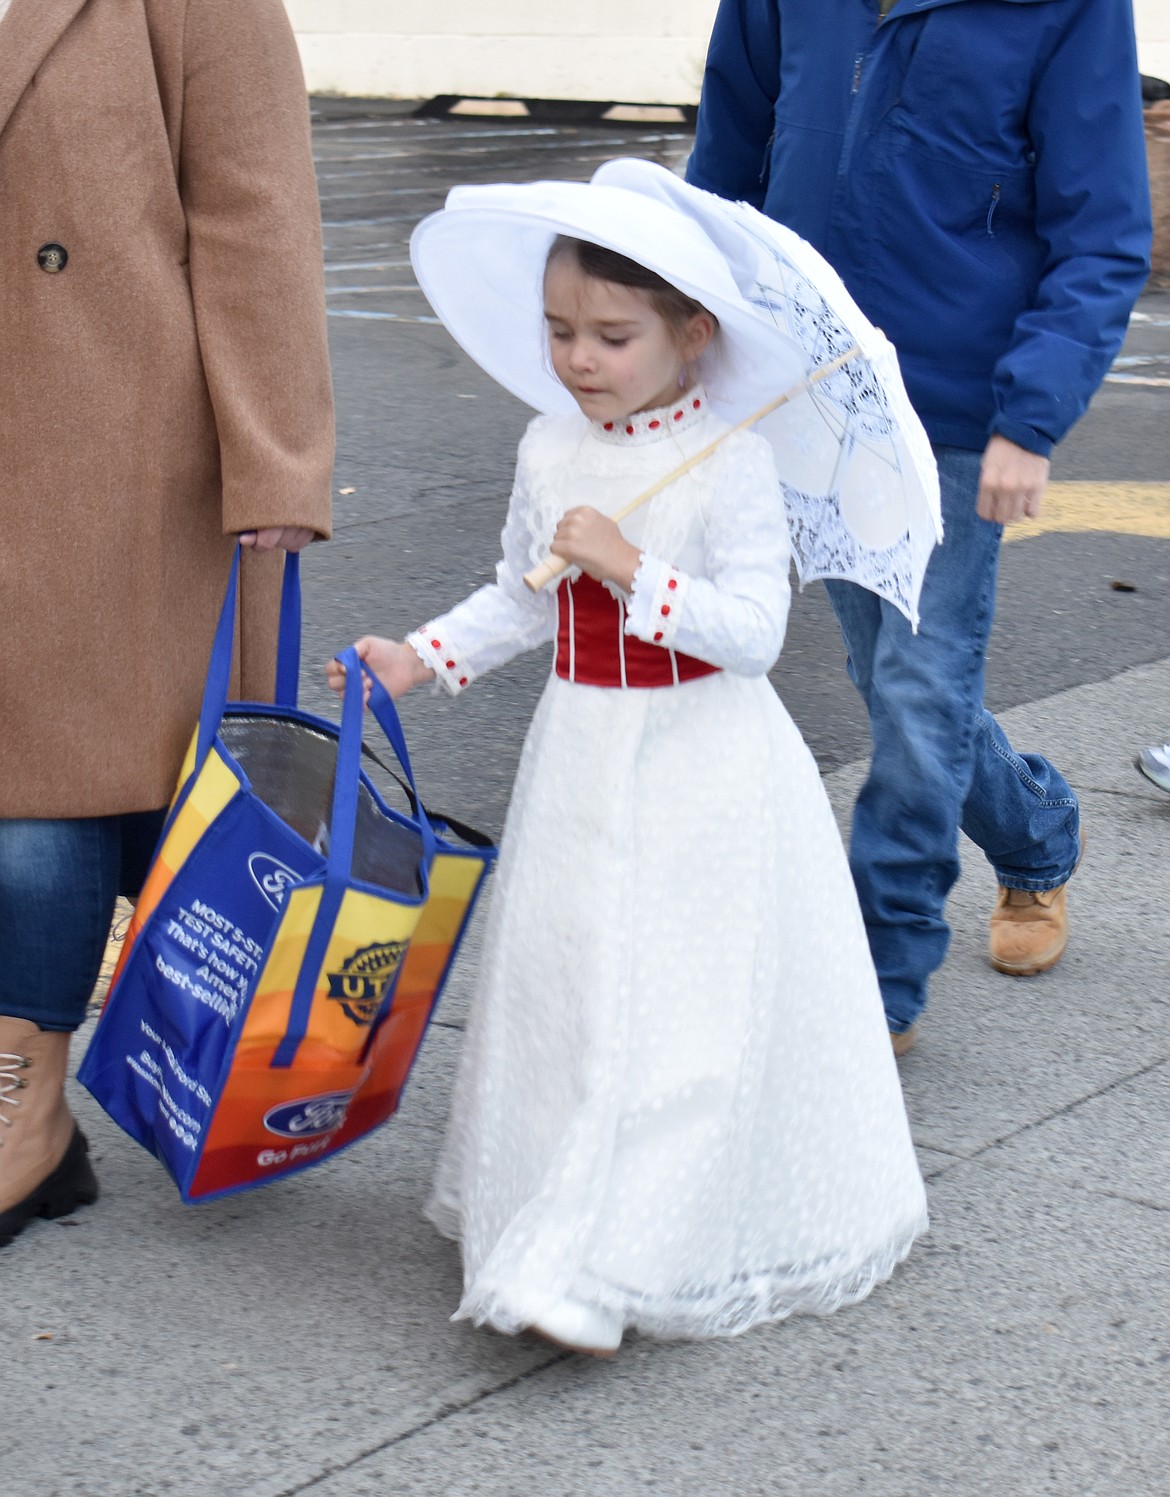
[[190, 879, 427, 1198], [105, 740, 242, 1001], [375, 850, 486, 1094]]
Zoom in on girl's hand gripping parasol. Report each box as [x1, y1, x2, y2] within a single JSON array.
[[522, 348, 862, 593]]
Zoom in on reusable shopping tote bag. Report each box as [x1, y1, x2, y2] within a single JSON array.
[[79, 547, 494, 1202]]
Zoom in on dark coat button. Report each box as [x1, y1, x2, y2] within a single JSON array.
[[37, 243, 68, 273]]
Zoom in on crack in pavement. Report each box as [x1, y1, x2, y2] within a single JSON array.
[[918, 1052, 1170, 1198], [274, 1352, 572, 1495]]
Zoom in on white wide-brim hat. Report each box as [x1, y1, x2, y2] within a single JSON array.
[[409, 168, 792, 423]]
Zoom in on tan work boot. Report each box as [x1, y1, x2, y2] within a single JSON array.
[[890, 1023, 920, 1058], [988, 830, 1084, 977], [0, 1018, 98, 1248]]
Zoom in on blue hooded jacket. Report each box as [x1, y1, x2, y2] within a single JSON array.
[[687, 0, 1153, 456]]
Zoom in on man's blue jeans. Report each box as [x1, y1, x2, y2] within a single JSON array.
[[825, 446, 1081, 1032], [0, 809, 166, 1032]]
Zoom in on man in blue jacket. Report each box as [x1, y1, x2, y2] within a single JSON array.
[[688, 0, 1152, 1051]]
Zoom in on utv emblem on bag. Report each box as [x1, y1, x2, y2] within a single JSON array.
[[248, 853, 304, 912], [263, 1090, 354, 1138], [326, 941, 409, 1025]]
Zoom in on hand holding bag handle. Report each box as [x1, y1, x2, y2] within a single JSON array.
[[272, 646, 437, 1067], [197, 545, 437, 879]]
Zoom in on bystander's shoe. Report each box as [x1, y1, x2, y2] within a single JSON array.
[[0, 1018, 98, 1249], [988, 830, 1086, 977], [890, 1024, 919, 1059], [1135, 742, 1170, 795]]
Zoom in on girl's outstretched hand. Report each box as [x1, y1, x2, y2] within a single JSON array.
[[325, 637, 435, 702], [550, 507, 641, 591]]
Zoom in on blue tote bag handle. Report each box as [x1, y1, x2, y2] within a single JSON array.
[[325, 646, 439, 882], [195, 546, 243, 770], [274, 550, 302, 708], [195, 551, 435, 874], [273, 647, 437, 1067], [195, 544, 303, 770]]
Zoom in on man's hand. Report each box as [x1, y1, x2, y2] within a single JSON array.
[[976, 435, 1051, 525], [239, 526, 318, 553], [550, 507, 641, 591]]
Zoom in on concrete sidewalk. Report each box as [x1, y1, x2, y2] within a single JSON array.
[[5, 659, 1170, 1497]]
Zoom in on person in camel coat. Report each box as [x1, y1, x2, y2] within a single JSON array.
[[0, 0, 335, 1248]]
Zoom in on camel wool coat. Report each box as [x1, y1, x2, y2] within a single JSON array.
[[0, 0, 334, 818]]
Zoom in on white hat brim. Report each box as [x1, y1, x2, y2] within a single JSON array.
[[409, 178, 798, 421]]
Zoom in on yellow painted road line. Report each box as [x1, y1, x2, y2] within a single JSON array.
[[1004, 482, 1170, 543]]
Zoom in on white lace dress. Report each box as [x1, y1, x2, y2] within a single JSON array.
[[408, 391, 928, 1341]]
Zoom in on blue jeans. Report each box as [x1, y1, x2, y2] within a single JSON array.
[[0, 810, 166, 1032], [825, 446, 1081, 1032]]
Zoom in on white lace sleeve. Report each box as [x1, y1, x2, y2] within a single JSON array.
[[407, 424, 558, 696], [624, 431, 791, 676]]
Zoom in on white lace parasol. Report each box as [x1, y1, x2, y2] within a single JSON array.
[[593, 160, 942, 627]]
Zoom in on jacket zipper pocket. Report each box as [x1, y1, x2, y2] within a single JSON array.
[[986, 183, 1001, 235]]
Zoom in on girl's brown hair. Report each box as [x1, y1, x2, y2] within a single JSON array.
[[546, 235, 718, 347]]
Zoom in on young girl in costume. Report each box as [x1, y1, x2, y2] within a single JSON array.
[[328, 189, 928, 1356]]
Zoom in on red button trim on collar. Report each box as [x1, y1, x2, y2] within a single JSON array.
[[693, 397, 701, 409], [603, 422, 614, 431], [653, 631, 664, 642], [626, 424, 635, 435], [649, 419, 661, 429], [660, 604, 671, 617], [459, 676, 468, 687], [667, 578, 678, 591], [430, 638, 441, 649], [673, 409, 684, 421], [445, 659, 455, 669]]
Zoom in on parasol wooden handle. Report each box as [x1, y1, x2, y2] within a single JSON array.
[[521, 345, 862, 593], [524, 552, 572, 591]]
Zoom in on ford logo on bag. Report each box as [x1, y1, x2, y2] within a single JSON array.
[[263, 1091, 354, 1138], [248, 853, 304, 912]]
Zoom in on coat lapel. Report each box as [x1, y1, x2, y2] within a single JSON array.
[[0, 0, 88, 142]]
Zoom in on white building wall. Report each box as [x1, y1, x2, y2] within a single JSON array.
[[285, 1, 1170, 103], [1135, 0, 1170, 84], [283, 0, 719, 103]]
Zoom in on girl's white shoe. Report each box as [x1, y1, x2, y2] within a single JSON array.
[[528, 1300, 622, 1357]]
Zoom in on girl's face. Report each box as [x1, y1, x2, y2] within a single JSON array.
[[543, 255, 714, 424]]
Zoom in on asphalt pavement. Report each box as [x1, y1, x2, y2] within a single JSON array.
[[4, 104, 1169, 1497]]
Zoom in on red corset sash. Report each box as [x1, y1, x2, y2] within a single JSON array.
[[554, 573, 720, 689]]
